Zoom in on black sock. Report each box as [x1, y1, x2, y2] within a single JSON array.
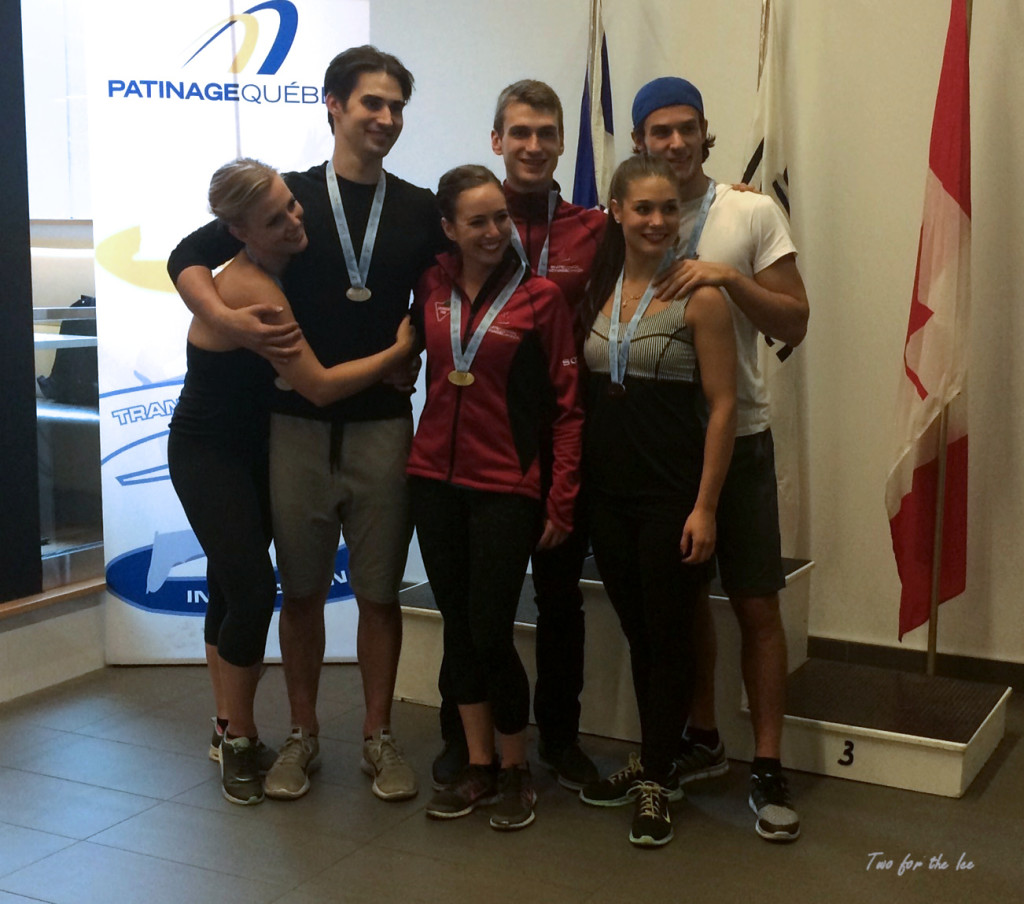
[[216, 717, 229, 732], [751, 757, 782, 777], [683, 727, 720, 750]]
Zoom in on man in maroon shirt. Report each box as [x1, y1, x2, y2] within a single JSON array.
[[433, 81, 606, 792]]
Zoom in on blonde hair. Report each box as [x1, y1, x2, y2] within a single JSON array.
[[208, 157, 278, 227]]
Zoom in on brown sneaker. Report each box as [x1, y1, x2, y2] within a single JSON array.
[[489, 764, 537, 831], [425, 763, 499, 819]]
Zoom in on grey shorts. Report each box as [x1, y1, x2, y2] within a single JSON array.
[[269, 413, 413, 604], [715, 429, 786, 599]]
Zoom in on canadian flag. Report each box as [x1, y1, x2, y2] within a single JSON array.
[[885, 0, 971, 641]]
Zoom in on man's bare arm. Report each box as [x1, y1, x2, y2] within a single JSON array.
[[666, 252, 809, 348]]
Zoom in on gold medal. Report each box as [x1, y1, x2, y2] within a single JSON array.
[[346, 286, 372, 302], [448, 370, 475, 387]]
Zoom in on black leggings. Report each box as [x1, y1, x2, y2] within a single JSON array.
[[168, 431, 275, 668], [589, 495, 701, 784], [411, 477, 539, 736]]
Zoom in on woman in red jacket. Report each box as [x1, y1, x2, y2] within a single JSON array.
[[409, 164, 582, 831]]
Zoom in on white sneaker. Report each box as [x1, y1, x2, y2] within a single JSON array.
[[264, 729, 319, 800], [361, 729, 418, 800]]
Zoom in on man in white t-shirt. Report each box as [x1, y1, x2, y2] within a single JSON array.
[[633, 76, 809, 843]]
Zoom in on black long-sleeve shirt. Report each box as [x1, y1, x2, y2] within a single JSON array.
[[167, 162, 446, 423]]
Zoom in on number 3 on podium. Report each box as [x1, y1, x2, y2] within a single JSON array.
[[837, 739, 855, 766]]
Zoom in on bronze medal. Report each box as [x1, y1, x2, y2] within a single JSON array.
[[346, 286, 372, 302], [607, 382, 626, 398], [448, 370, 475, 387]]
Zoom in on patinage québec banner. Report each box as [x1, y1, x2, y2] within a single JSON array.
[[87, 0, 369, 662]]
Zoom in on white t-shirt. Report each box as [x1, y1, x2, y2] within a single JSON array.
[[677, 182, 796, 436]]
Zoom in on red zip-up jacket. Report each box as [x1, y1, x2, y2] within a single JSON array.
[[407, 250, 582, 533], [504, 180, 607, 319]]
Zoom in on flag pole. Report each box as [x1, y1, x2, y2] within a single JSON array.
[[926, 405, 949, 676], [926, 0, 971, 677]]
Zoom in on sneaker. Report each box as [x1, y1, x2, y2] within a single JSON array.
[[431, 737, 469, 791], [538, 739, 599, 791], [629, 781, 673, 847], [425, 763, 499, 819], [675, 736, 729, 784], [264, 729, 319, 800], [208, 717, 278, 772], [361, 729, 418, 800], [220, 735, 264, 806], [749, 770, 800, 842], [209, 717, 225, 762], [489, 764, 537, 831], [579, 753, 644, 807], [580, 754, 684, 807]]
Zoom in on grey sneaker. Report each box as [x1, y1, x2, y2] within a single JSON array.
[[361, 729, 418, 800], [220, 736, 264, 806], [264, 729, 319, 800], [489, 764, 537, 831], [749, 770, 800, 842], [208, 717, 277, 772], [675, 736, 729, 784]]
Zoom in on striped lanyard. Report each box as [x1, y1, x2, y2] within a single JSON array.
[[508, 189, 558, 277], [448, 260, 527, 382]]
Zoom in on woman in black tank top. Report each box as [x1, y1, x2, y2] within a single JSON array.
[[168, 158, 415, 806]]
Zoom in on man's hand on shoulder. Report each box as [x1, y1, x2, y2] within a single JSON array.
[[655, 257, 736, 301], [223, 303, 303, 365]]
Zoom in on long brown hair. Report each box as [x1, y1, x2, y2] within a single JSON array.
[[575, 154, 681, 345]]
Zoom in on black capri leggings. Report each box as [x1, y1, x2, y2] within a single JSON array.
[[168, 430, 275, 667], [589, 494, 702, 785], [411, 477, 540, 736]]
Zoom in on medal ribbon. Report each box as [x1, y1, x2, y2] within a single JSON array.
[[607, 179, 717, 387], [508, 189, 558, 278], [607, 256, 666, 387], [449, 260, 526, 377], [680, 179, 717, 260], [325, 162, 386, 295]]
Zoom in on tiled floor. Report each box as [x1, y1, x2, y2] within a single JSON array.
[[0, 664, 1020, 903]]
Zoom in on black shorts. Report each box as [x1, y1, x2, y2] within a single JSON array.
[[715, 429, 785, 598]]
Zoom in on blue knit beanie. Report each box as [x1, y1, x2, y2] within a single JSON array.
[[631, 77, 704, 131]]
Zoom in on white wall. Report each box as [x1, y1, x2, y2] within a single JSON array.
[[372, 0, 1024, 664], [22, 0, 1022, 665]]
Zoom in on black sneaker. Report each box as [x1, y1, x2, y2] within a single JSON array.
[[220, 736, 264, 806], [538, 739, 599, 791], [675, 736, 729, 784], [489, 764, 537, 831], [749, 770, 800, 842], [580, 755, 684, 807], [431, 738, 469, 791], [629, 781, 673, 847], [579, 753, 644, 807], [425, 763, 498, 819]]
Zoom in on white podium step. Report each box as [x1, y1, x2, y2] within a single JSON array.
[[396, 557, 812, 744], [778, 659, 1010, 798], [395, 558, 1010, 798]]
